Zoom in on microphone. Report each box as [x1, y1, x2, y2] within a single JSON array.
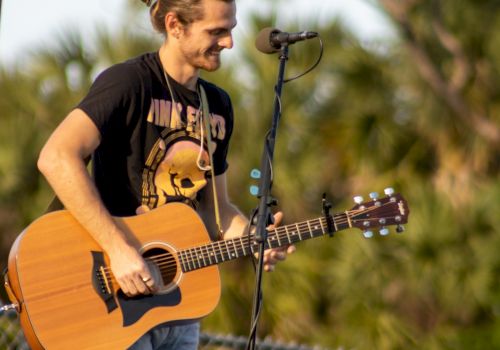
[[255, 27, 318, 54]]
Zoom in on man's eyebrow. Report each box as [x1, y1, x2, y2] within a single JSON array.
[[208, 20, 238, 32]]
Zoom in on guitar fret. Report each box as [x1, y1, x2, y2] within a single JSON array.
[[284, 226, 292, 244], [266, 236, 272, 249], [307, 220, 313, 238], [203, 246, 209, 266], [198, 247, 207, 267], [276, 229, 284, 247], [210, 243, 219, 264], [192, 248, 199, 268], [274, 228, 286, 247], [240, 237, 247, 256], [191, 249, 199, 269], [191, 248, 202, 268], [268, 231, 280, 249], [231, 239, 239, 258], [345, 211, 352, 228], [181, 250, 187, 271], [295, 223, 301, 242], [184, 250, 193, 271], [178, 251, 186, 272], [194, 247, 200, 268], [216, 240, 223, 262], [186, 249, 193, 270], [224, 240, 231, 260], [203, 245, 212, 266], [319, 219, 326, 235], [214, 241, 224, 263], [331, 215, 339, 231], [223, 240, 230, 261]]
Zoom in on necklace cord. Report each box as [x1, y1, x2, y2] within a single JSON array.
[[162, 70, 224, 240]]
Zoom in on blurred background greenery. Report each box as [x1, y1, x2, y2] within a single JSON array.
[[1, 0, 499, 349]]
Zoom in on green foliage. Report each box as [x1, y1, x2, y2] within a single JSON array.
[[1, 1, 499, 349]]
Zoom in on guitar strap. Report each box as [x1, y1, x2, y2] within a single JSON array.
[[199, 84, 224, 241]]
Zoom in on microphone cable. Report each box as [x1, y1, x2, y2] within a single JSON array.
[[284, 34, 324, 84]]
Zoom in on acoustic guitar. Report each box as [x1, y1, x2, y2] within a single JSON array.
[[4, 190, 409, 349]]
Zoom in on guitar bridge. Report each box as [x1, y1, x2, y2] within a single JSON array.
[[91, 251, 118, 314]]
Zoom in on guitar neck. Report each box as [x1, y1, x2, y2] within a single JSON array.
[[178, 212, 350, 272]]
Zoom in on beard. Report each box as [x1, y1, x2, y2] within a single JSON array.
[[180, 42, 222, 72]]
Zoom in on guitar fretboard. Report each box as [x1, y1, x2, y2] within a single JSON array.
[[177, 213, 350, 272]]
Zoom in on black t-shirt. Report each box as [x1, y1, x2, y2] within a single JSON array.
[[77, 52, 234, 216]]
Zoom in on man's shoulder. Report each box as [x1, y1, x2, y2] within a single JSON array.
[[95, 52, 160, 86]]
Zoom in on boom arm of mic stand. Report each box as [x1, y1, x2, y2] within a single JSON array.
[[247, 44, 289, 350]]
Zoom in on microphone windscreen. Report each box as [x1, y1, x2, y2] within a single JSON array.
[[255, 27, 281, 54]]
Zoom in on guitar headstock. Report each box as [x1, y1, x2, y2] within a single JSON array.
[[349, 188, 409, 238]]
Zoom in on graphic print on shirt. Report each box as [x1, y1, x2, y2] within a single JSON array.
[[139, 98, 226, 213]]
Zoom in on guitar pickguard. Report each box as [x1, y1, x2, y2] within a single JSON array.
[[91, 251, 183, 327], [117, 287, 182, 327]]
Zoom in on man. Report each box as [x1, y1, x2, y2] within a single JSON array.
[[37, 0, 294, 349]]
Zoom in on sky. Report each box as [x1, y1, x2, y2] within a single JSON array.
[[0, 0, 394, 66]]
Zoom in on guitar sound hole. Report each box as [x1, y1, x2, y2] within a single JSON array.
[[142, 247, 178, 292]]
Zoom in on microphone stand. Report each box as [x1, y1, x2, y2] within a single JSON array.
[[247, 44, 289, 350]]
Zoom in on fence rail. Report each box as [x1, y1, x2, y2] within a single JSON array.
[[0, 310, 333, 350]]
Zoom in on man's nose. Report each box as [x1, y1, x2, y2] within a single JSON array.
[[219, 33, 233, 49]]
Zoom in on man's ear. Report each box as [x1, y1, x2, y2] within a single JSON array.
[[164, 12, 182, 39]]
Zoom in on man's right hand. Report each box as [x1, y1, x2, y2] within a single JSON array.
[[108, 244, 158, 297]]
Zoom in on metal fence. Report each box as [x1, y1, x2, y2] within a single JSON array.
[[0, 310, 331, 350], [0, 310, 30, 350]]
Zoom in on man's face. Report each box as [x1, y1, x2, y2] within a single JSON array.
[[177, 0, 237, 72]]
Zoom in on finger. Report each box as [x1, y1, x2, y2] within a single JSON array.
[[145, 279, 157, 293], [287, 245, 296, 254], [264, 264, 275, 272], [139, 279, 151, 295], [267, 211, 283, 229], [119, 278, 138, 297], [141, 275, 159, 293], [267, 248, 287, 258], [132, 275, 151, 295]]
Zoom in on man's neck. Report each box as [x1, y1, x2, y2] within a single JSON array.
[[159, 43, 199, 91]]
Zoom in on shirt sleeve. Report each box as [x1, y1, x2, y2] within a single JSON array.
[[212, 87, 234, 176], [76, 62, 147, 138]]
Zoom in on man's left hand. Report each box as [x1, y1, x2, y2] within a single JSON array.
[[262, 211, 296, 272]]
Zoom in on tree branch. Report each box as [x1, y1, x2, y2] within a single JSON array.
[[379, 0, 500, 146]]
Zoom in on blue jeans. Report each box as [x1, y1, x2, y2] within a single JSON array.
[[128, 322, 200, 350]]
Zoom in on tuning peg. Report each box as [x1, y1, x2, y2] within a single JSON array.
[[250, 169, 261, 179], [396, 225, 405, 233], [249, 185, 259, 196], [363, 230, 374, 239], [353, 195, 364, 204], [379, 227, 390, 236], [369, 192, 379, 200], [384, 187, 395, 196]]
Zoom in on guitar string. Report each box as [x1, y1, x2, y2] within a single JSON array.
[[99, 201, 399, 282], [100, 206, 396, 281], [100, 202, 397, 277], [100, 216, 330, 278]]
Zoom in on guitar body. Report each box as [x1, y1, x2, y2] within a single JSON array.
[[7, 203, 221, 350]]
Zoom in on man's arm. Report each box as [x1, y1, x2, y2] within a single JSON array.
[[198, 174, 295, 271], [37, 109, 156, 296]]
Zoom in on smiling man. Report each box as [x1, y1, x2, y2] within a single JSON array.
[[37, 0, 294, 349]]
